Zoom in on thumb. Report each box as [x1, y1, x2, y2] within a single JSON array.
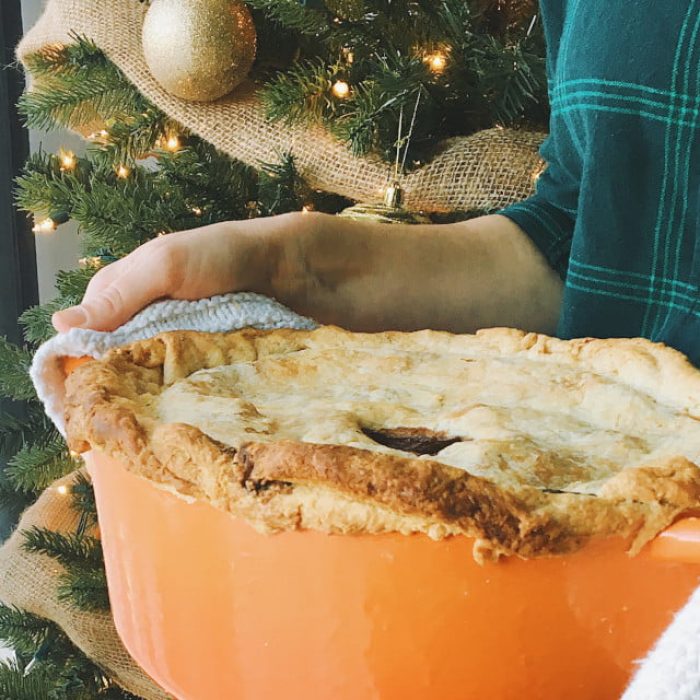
[[52, 267, 167, 333]]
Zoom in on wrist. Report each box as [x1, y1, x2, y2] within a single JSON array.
[[256, 211, 321, 302]]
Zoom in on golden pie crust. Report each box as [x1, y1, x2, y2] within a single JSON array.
[[64, 326, 700, 561]]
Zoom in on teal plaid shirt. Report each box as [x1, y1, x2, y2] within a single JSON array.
[[501, 1, 700, 365]]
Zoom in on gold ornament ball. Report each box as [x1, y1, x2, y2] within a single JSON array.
[[142, 0, 257, 102], [338, 182, 431, 224], [338, 203, 431, 224]]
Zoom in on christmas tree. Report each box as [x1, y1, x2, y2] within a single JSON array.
[[0, 0, 547, 696]]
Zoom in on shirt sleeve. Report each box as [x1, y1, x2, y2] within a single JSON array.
[[499, 3, 578, 281], [498, 141, 577, 281]]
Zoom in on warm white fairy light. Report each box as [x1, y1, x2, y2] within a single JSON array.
[[79, 256, 102, 269], [165, 134, 181, 151], [56, 485, 69, 495], [32, 218, 57, 234], [116, 164, 131, 179], [59, 149, 77, 171], [332, 80, 351, 98], [426, 51, 448, 74], [191, 206, 203, 216]]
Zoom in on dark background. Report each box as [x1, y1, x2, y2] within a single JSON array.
[[1, 1, 38, 540]]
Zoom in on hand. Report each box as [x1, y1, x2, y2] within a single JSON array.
[[51, 214, 301, 333], [52, 211, 563, 335]]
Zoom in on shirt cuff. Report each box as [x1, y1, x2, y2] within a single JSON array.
[[499, 197, 574, 281]]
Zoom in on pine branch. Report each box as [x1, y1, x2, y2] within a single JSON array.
[[14, 151, 88, 219], [68, 167, 164, 255], [58, 567, 110, 612], [0, 405, 54, 461], [20, 299, 77, 346], [22, 528, 103, 570], [246, 0, 330, 36], [472, 35, 545, 125], [0, 471, 36, 526], [261, 59, 337, 124], [69, 473, 98, 534], [20, 37, 148, 133], [155, 140, 258, 224], [0, 607, 57, 658], [55, 268, 98, 300], [21, 528, 109, 610], [257, 152, 306, 215], [6, 439, 77, 494], [0, 659, 53, 700], [0, 339, 35, 402], [98, 111, 170, 163]]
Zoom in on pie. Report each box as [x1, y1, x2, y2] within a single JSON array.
[[64, 326, 700, 561]]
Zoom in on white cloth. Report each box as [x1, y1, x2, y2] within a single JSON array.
[[30, 292, 316, 436], [28, 292, 693, 698], [622, 586, 700, 700]]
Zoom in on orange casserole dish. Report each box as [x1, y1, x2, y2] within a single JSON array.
[[86, 451, 700, 700]]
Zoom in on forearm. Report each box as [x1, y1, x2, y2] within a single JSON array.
[[268, 213, 563, 334]]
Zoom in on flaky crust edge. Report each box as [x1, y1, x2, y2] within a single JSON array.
[[63, 326, 700, 561]]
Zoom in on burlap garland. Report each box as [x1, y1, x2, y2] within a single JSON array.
[[0, 471, 170, 700], [17, 0, 546, 213]]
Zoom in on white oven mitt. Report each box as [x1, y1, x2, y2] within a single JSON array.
[[28, 291, 695, 698], [30, 292, 317, 437]]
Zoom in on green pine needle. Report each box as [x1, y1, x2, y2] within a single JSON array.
[[0, 339, 35, 402], [0, 607, 57, 658], [6, 439, 77, 494], [246, 0, 329, 36], [258, 152, 305, 215], [58, 567, 110, 612], [19, 299, 78, 346], [261, 59, 338, 124], [22, 528, 103, 570], [0, 659, 53, 700]]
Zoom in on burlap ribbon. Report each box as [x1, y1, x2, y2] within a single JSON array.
[[17, 0, 545, 213], [0, 471, 170, 699]]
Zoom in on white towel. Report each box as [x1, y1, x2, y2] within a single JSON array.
[[28, 292, 694, 699], [30, 292, 317, 436]]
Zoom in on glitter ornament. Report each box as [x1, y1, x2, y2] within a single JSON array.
[[338, 181, 431, 224], [142, 0, 257, 102]]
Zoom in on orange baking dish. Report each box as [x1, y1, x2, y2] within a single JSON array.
[[84, 450, 700, 700]]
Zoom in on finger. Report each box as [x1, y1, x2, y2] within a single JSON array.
[[52, 260, 127, 333], [52, 252, 173, 332], [82, 258, 127, 300]]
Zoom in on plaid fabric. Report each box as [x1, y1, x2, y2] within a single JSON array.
[[501, 1, 700, 365]]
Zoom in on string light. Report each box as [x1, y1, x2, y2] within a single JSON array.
[[341, 47, 354, 64], [331, 80, 351, 98], [425, 51, 448, 74], [32, 218, 57, 235], [116, 164, 131, 179], [301, 204, 314, 213], [59, 149, 76, 171], [56, 485, 69, 495], [79, 256, 103, 269], [191, 206, 203, 216], [165, 134, 181, 151]]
